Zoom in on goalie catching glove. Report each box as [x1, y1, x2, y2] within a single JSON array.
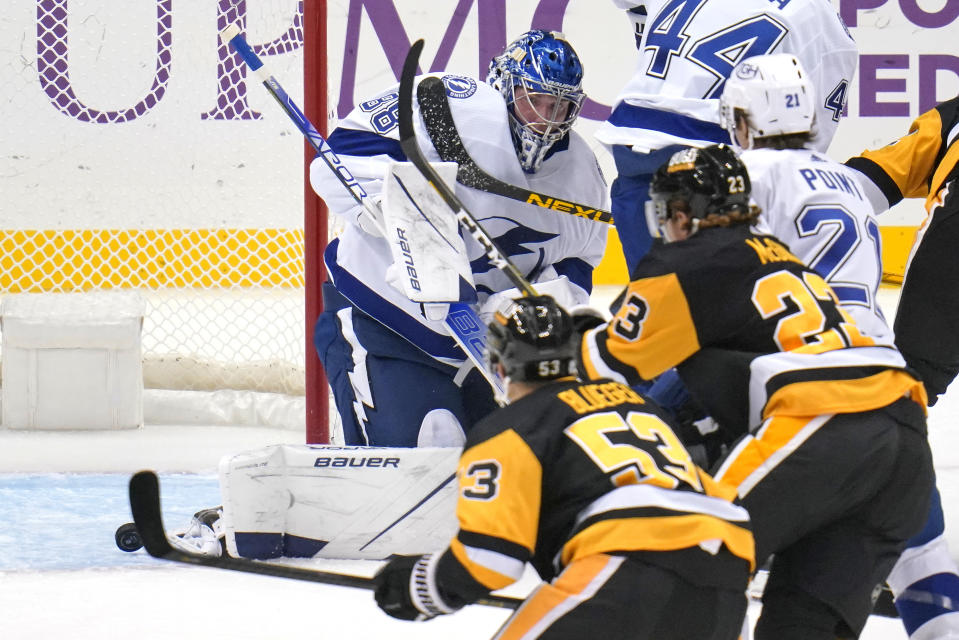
[[373, 554, 465, 621]]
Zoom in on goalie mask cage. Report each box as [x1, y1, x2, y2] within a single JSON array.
[[3, 0, 329, 442]]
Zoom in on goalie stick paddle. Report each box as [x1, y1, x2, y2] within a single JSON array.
[[127, 470, 522, 610], [219, 25, 504, 397], [416, 77, 613, 225], [398, 40, 537, 298]]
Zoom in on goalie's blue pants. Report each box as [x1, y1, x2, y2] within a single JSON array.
[[314, 282, 498, 447]]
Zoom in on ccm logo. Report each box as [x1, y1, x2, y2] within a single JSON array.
[[314, 456, 400, 468]]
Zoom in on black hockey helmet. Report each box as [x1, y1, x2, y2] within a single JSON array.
[[646, 144, 751, 229], [486, 295, 577, 383]]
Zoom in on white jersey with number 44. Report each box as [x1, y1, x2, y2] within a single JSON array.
[[598, 0, 856, 153], [744, 148, 893, 345]]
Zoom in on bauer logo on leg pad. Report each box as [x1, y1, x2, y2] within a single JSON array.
[[314, 456, 400, 468]]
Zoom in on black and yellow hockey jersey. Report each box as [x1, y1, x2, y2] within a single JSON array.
[[846, 95, 959, 213], [432, 378, 754, 603], [580, 224, 926, 433]]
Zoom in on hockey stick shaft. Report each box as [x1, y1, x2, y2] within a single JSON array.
[[416, 78, 612, 224], [398, 41, 537, 298], [128, 471, 900, 619], [129, 471, 522, 610], [220, 25, 380, 227], [220, 25, 504, 396]]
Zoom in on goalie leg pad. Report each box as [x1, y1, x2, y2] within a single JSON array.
[[220, 444, 463, 560]]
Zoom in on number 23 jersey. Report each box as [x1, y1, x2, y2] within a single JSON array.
[[580, 225, 925, 432], [743, 147, 892, 345]]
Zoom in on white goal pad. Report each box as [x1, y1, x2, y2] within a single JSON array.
[[219, 444, 460, 560], [381, 161, 474, 303]]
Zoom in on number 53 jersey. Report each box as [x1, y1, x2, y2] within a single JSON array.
[[435, 379, 754, 600], [580, 224, 926, 434]]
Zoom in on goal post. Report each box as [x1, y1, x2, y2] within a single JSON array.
[[3, 0, 330, 440], [303, 0, 329, 444]]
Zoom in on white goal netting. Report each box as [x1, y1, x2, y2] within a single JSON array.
[[2, 0, 319, 427]]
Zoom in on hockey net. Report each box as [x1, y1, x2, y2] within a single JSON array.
[[3, 0, 326, 432]]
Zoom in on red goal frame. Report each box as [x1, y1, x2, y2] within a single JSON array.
[[303, 0, 329, 444]]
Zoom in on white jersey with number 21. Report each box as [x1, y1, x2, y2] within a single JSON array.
[[744, 148, 893, 346]]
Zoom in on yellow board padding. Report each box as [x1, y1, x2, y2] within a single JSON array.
[[592, 227, 629, 286], [592, 226, 919, 288], [0, 229, 305, 292]]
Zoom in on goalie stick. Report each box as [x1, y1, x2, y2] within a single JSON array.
[[416, 78, 613, 225], [399, 40, 537, 298], [219, 25, 503, 397], [128, 470, 522, 610]]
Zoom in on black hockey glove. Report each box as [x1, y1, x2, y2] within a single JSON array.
[[373, 554, 464, 621]]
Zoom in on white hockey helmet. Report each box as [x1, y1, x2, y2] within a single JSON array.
[[719, 53, 815, 149]]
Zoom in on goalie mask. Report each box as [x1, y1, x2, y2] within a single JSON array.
[[645, 144, 751, 240], [487, 30, 586, 173], [719, 54, 816, 149], [486, 295, 577, 388]]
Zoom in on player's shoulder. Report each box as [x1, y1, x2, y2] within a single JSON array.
[[741, 147, 820, 176], [564, 129, 597, 156], [739, 148, 783, 175], [467, 380, 585, 444], [934, 95, 959, 130], [427, 73, 504, 112], [639, 226, 768, 279], [536, 131, 606, 186]]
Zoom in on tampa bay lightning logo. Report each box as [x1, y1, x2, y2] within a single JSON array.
[[469, 218, 558, 293], [441, 74, 477, 99]]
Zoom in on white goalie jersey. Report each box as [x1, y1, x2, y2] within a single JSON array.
[[744, 148, 893, 345], [311, 74, 609, 364], [598, 0, 857, 153]]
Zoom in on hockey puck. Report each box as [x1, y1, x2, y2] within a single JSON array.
[[115, 522, 143, 552]]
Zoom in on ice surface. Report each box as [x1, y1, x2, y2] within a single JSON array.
[[0, 287, 951, 639]]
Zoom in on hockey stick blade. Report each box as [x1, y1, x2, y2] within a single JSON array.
[[398, 40, 537, 297], [127, 471, 521, 610], [416, 77, 612, 224]]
